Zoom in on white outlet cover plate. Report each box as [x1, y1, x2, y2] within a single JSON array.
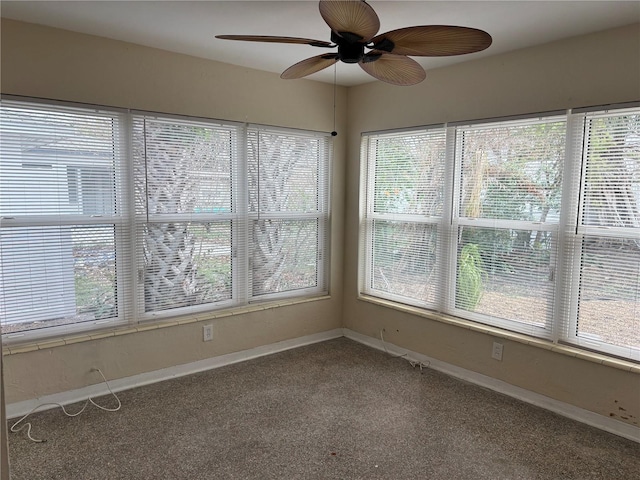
[[203, 325, 213, 342], [492, 342, 503, 361]]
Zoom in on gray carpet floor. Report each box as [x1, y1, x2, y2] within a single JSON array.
[[6, 337, 640, 479]]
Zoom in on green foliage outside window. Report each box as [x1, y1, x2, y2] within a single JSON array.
[[456, 243, 485, 311]]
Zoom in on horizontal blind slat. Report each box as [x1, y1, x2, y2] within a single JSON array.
[[370, 220, 439, 305], [132, 116, 236, 217], [371, 129, 446, 217], [457, 120, 566, 223], [138, 221, 233, 314], [571, 110, 640, 358], [1, 100, 129, 337]]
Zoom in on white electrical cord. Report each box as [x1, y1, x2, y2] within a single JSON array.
[[379, 329, 430, 371], [10, 368, 121, 443], [379, 329, 408, 358]]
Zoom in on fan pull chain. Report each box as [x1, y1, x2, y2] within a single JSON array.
[[331, 64, 338, 137]]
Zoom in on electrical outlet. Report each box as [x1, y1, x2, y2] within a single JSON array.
[[491, 342, 503, 361], [203, 324, 213, 342]]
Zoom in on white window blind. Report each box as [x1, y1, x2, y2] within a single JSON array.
[[0, 100, 129, 337], [361, 127, 446, 308], [1, 98, 331, 341], [247, 126, 330, 298], [452, 117, 566, 337], [569, 109, 640, 360], [132, 115, 240, 317]]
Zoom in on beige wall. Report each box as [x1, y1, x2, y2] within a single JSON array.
[[0, 19, 346, 403], [344, 23, 640, 425]]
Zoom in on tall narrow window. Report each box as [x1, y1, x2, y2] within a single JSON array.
[[0, 100, 126, 337], [453, 117, 566, 336], [361, 127, 447, 308], [569, 108, 640, 360], [132, 115, 240, 317], [247, 127, 330, 299]]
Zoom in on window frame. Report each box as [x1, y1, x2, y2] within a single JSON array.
[[131, 113, 242, 321], [359, 125, 447, 310], [449, 115, 568, 339], [562, 107, 640, 361], [246, 125, 331, 302], [0, 99, 131, 342]]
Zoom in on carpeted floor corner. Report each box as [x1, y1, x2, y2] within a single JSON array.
[[6, 338, 640, 479]]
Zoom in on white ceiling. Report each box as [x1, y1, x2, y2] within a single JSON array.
[[2, 1, 639, 86]]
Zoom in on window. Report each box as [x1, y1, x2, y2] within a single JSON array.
[[453, 117, 566, 337], [0, 101, 126, 337], [360, 106, 639, 361], [566, 108, 640, 359], [0, 99, 330, 340], [360, 127, 447, 308], [248, 127, 330, 299], [132, 115, 239, 317]]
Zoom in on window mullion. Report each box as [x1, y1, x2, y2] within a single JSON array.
[[120, 112, 138, 325], [235, 124, 249, 306], [553, 112, 587, 344], [440, 126, 457, 313], [358, 135, 375, 293]]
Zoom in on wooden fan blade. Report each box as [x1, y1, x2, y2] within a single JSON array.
[[215, 35, 333, 48], [371, 26, 492, 56], [319, 0, 380, 42], [359, 53, 426, 86], [281, 54, 339, 79]]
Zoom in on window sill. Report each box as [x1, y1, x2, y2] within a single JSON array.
[[2, 295, 332, 356], [357, 295, 640, 374]]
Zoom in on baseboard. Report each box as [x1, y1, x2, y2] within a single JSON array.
[[343, 328, 640, 444], [6, 328, 344, 420], [8, 327, 638, 444]]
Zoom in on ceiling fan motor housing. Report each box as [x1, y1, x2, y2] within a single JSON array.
[[331, 30, 366, 63]]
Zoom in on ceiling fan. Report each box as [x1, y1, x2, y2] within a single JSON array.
[[216, 0, 492, 86]]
